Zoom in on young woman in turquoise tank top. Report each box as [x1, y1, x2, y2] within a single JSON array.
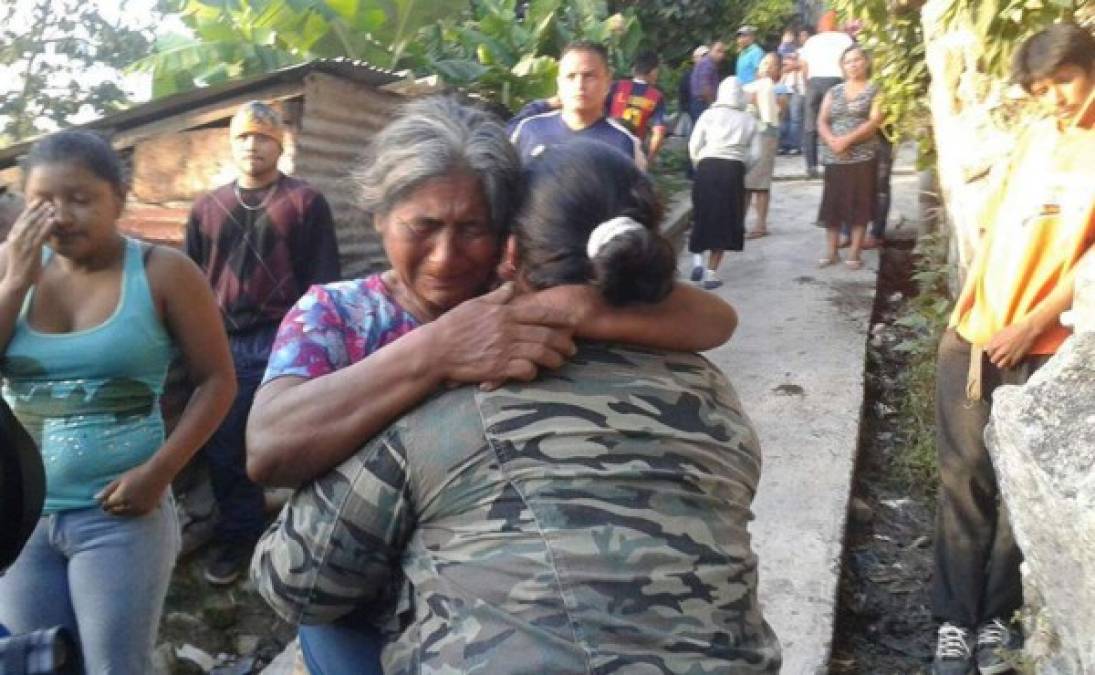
[[0, 131, 236, 674]]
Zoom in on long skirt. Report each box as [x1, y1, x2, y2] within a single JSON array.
[[690, 158, 746, 253], [817, 158, 877, 229]]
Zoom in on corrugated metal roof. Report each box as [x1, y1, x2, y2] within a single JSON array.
[[0, 58, 404, 168]]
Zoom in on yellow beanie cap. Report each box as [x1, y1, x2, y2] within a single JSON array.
[[229, 101, 285, 146]]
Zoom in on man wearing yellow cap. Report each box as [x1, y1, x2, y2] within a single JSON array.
[[185, 101, 340, 586]]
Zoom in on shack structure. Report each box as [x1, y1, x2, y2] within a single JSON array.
[[0, 59, 417, 278]]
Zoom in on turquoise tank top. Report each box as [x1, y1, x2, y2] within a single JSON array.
[[1, 238, 174, 513]]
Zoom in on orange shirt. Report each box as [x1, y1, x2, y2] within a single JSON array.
[[951, 90, 1095, 355]]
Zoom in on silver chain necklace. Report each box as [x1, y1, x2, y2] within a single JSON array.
[[234, 177, 280, 211]]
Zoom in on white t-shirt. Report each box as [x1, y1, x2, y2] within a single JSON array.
[[800, 32, 854, 79], [744, 78, 779, 129]]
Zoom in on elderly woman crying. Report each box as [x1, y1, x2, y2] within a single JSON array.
[[244, 97, 743, 675], [253, 136, 781, 675]]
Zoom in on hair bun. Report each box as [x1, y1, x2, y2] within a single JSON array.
[[592, 223, 675, 306], [587, 217, 645, 259]]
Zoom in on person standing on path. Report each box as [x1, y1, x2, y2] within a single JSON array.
[[607, 50, 669, 165], [744, 53, 783, 239], [865, 126, 894, 249], [778, 52, 806, 155], [799, 11, 854, 178], [186, 101, 340, 586], [688, 77, 760, 289], [509, 41, 645, 169], [930, 23, 1095, 675], [815, 45, 882, 270], [735, 26, 765, 86], [689, 41, 728, 127], [777, 28, 798, 58], [676, 46, 707, 139]]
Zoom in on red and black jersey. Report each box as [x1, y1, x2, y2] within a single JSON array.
[[606, 79, 668, 141]]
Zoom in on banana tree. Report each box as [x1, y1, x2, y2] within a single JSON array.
[[129, 0, 464, 97], [410, 0, 643, 111]]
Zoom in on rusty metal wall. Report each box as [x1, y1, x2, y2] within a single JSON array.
[[0, 73, 406, 275], [294, 72, 406, 278]]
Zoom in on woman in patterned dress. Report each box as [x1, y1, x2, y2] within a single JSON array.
[[816, 45, 883, 269]]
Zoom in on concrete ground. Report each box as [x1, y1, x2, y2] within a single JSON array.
[[675, 149, 921, 673]]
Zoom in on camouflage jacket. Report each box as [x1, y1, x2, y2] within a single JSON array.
[[252, 344, 782, 673]]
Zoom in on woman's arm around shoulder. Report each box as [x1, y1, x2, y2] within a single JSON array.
[[246, 283, 577, 487], [519, 282, 738, 352]]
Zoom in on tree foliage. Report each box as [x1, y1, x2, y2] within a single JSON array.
[[129, 0, 466, 97], [613, 0, 796, 66], [412, 0, 642, 111], [0, 0, 153, 142], [835, 0, 1084, 161], [614, 0, 732, 65], [939, 0, 1082, 78], [833, 0, 929, 148]]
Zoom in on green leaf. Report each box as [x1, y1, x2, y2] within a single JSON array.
[[511, 53, 556, 78], [431, 58, 490, 84]]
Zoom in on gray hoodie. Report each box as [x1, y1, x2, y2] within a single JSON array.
[[689, 77, 762, 167]]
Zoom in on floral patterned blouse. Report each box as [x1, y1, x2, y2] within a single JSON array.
[[263, 274, 420, 384]]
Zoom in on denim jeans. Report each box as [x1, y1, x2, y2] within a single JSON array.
[[205, 325, 278, 544], [299, 607, 385, 675], [779, 93, 804, 152], [0, 494, 180, 674]]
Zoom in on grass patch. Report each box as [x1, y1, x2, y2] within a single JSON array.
[[888, 233, 952, 493], [650, 143, 690, 200]]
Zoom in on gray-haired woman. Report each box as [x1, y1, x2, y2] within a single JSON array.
[[244, 96, 739, 674]]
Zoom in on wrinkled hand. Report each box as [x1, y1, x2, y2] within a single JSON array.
[[510, 284, 600, 329], [96, 463, 169, 517], [427, 283, 577, 390], [3, 200, 54, 290], [985, 320, 1039, 369]]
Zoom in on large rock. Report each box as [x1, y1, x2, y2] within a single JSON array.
[[986, 257, 1095, 673]]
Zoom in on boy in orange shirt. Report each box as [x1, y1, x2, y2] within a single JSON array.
[[931, 23, 1095, 675]]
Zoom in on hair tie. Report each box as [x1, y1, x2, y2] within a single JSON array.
[[586, 216, 645, 259]]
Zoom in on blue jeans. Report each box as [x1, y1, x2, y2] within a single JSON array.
[[299, 609, 385, 675], [205, 325, 278, 544], [780, 93, 804, 151], [0, 495, 180, 675]]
